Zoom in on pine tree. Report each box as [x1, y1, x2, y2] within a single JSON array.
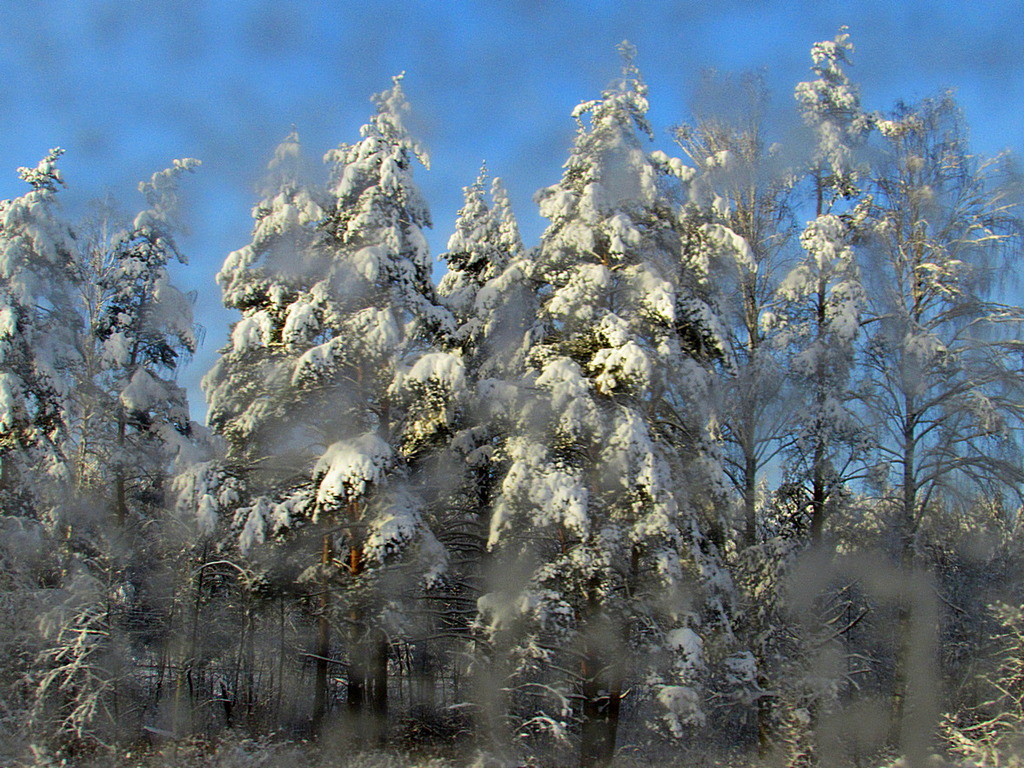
[[201, 79, 461, 736], [73, 160, 201, 525], [198, 129, 338, 732], [435, 164, 531, 749], [308, 74, 460, 735], [31, 159, 203, 753], [204, 130, 330, 497], [0, 150, 75, 741], [480, 44, 731, 767], [439, 163, 524, 362], [0, 149, 77, 524]]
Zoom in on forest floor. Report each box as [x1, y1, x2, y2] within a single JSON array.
[[12, 737, 936, 768]]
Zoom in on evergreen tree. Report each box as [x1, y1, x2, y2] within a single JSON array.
[[198, 129, 339, 732], [72, 160, 201, 525], [203, 129, 330, 504], [310, 73, 460, 734], [0, 149, 77, 523], [480, 44, 732, 767], [32, 159, 203, 753], [439, 163, 525, 363], [0, 154, 74, 747], [435, 164, 531, 750], [201, 78, 461, 736]]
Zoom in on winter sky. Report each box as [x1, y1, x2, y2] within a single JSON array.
[[2, 0, 1022, 418]]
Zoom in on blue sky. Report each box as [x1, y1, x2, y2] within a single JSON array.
[[2, 0, 1023, 419]]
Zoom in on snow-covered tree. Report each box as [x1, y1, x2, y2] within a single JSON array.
[[673, 73, 798, 551], [0, 510, 56, 754], [779, 27, 872, 544], [70, 160, 201, 526], [860, 93, 1024, 756], [203, 130, 329, 484], [433, 164, 534, 748], [761, 47, 875, 756], [479, 44, 732, 766], [196, 129, 338, 730], [28, 159, 204, 755], [439, 163, 525, 363], [32, 563, 133, 750], [309, 74, 459, 733], [0, 149, 77, 524], [202, 79, 460, 734], [437, 164, 532, 571], [672, 79, 809, 755], [198, 128, 342, 731], [793, 27, 873, 208], [5, 32, 1024, 764]]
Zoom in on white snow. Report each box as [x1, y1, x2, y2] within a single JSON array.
[[314, 433, 394, 509]]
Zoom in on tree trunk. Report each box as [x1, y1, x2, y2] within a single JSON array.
[[887, 401, 939, 765], [809, 282, 829, 546], [756, 687, 774, 757], [411, 637, 433, 713], [346, 522, 367, 714], [578, 581, 622, 768], [276, 595, 285, 727], [347, 614, 367, 714], [345, 525, 389, 741], [346, 618, 388, 743], [744, 446, 758, 548], [312, 532, 332, 735], [889, 599, 911, 750], [115, 468, 127, 527], [174, 547, 206, 736], [809, 448, 827, 545], [887, 568, 939, 767], [371, 632, 389, 721], [579, 647, 623, 768], [889, 404, 917, 747]]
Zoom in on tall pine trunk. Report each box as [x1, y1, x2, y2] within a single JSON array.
[[344, 509, 388, 742], [579, 654, 623, 768], [578, 581, 623, 768], [372, 632, 389, 721], [312, 532, 332, 734]]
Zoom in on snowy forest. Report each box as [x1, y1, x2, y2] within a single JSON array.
[[4, 29, 1024, 768]]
